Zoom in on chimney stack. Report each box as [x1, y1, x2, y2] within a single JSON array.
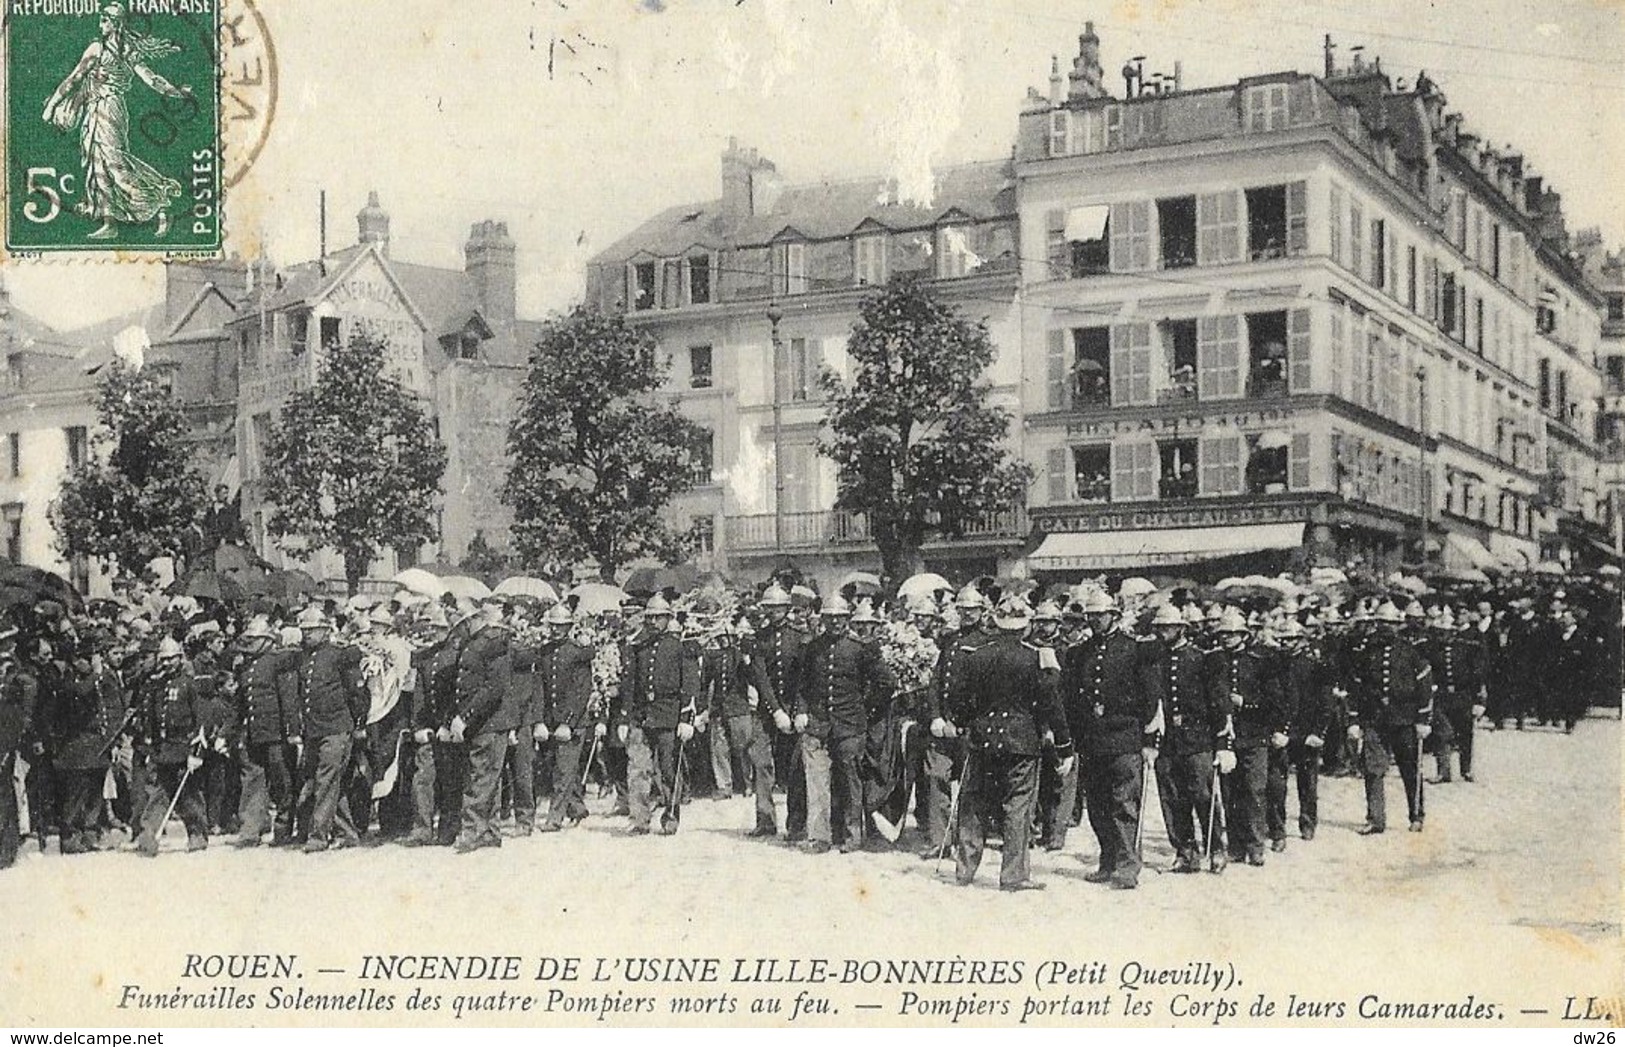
[[464, 220, 517, 329], [1048, 55, 1064, 105], [721, 138, 778, 219], [1068, 21, 1107, 100], [357, 191, 390, 255]]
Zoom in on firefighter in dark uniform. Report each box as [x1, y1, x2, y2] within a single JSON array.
[[0, 628, 38, 869], [920, 584, 995, 859], [450, 595, 516, 852], [294, 607, 368, 852], [229, 616, 302, 847], [792, 594, 896, 854], [133, 636, 210, 856], [1348, 601, 1434, 834], [49, 627, 125, 854], [1146, 603, 1223, 873], [1266, 616, 1331, 848], [947, 595, 1072, 891], [505, 600, 545, 836], [752, 584, 804, 840], [538, 601, 598, 832], [405, 604, 460, 846], [1205, 607, 1285, 867], [1424, 608, 1479, 782], [616, 594, 700, 836], [1064, 588, 1161, 890], [704, 615, 776, 836]]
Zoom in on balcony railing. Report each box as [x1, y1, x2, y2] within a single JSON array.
[[726, 507, 1027, 553]]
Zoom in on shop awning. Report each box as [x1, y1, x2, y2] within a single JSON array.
[[1029, 523, 1305, 572], [1442, 532, 1499, 573], [1487, 532, 1534, 571]]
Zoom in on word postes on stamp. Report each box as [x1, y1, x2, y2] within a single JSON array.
[[6, 0, 222, 253]]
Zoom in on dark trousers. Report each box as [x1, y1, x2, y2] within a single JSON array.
[[202, 751, 238, 833], [410, 739, 467, 843], [137, 760, 207, 848], [708, 715, 738, 796], [955, 751, 1039, 887], [801, 732, 864, 846], [776, 730, 806, 837], [1363, 724, 1423, 830], [300, 733, 358, 845], [57, 766, 105, 849], [461, 730, 510, 845], [0, 751, 19, 868], [506, 733, 537, 829], [1224, 745, 1268, 858], [1155, 749, 1216, 860], [1038, 744, 1078, 849], [916, 738, 956, 852], [1266, 741, 1319, 840], [627, 726, 681, 832], [24, 756, 54, 840], [732, 715, 775, 832], [1436, 705, 1475, 779], [1082, 751, 1143, 885], [239, 740, 299, 841], [545, 736, 589, 827]]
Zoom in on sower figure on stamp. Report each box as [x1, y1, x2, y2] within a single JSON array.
[[1348, 602, 1434, 835], [948, 595, 1072, 892]]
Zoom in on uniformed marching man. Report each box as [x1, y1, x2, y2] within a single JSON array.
[[1028, 599, 1075, 853], [404, 603, 460, 846], [1064, 589, 1161, 889], [506, 601, 545, 836], [1204, 607, 1285, 867], [703, 615, 775, 836], [294, 606, 368, 853], [1348, 601, 1434, 834], [132, 636, 209, 856], [1146, 603, 1223, 873], [749, 584, 804, 839], [947, 594, 1073, 891], [1265, 616, 1330, 849], [918, 584, 995, 859], [0, 628, 39, 868], [48, 627, 125, 854], [537, 601, 599, 832], [616, 594, 701, 836], [230, 616, 302, 848], [792, 594, 896, 854], [450, 594, 517, 852], [1425, 607, 1484, 782]]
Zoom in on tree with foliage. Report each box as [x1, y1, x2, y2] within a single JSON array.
[[51, 361, 210, 578], [504, 307, 707, 582], [819, 276, 1034, 582], [262, 334, 447, 594]]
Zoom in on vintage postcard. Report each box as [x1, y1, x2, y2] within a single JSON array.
[[0, 0, 1620, 1034]]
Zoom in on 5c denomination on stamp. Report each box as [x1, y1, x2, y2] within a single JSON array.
[[6, 0, 222, 252]]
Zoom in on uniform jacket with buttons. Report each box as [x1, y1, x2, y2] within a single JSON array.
[[234, 647, 302, 745], [49, 663, 125, 770], [188, 650, 236, 736], [1347, 632, 1434, 728], [705, 644, 773, 721], [751, 622, 804, 718], [947, 631, 1071, 758], [509, 637, 548, 727], [617, 629, 701, 731], [1063, 630, 1161, 758], [454, 625, 517, 736], [794, 631, 896, 742], [1274, 646, 1332, 743], [1204, 643, 1286, 750], [137, 664, 205, 764], [930, 627, 996, 724], [297, 643, 367, 740], [1424, 633, 1484, 715], [0, 661, 39, 755], [410, 639, 459, 732], [1148, 637, 1222, 757], [540, 639, 596, 729]]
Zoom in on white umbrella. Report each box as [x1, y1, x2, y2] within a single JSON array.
[[1309, 566, 1348, 586], [1118, 576, 1158, 598], [391, 567, 445, 598], [896, 572, 952, 600], [439, 575, 492, 600], [568, 582, 630, 615], [493, 576, 559, 603]]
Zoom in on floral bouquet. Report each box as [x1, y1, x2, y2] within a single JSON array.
[[879, 619, 938, 699]]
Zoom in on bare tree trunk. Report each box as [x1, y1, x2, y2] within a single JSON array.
[[344, 546, 367, 597]]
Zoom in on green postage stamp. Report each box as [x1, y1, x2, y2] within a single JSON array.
[[6, 0, 222, 253]]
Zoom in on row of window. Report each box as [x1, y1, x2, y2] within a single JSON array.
[[239, 312, 343, 368], [1443, 469, 1536, 539], [0, 428, 88, 481], [1039, 431, 1311, 505], [1043, 80, 1323, 159]]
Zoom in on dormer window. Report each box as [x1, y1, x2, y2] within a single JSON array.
[[936, 225, 981, 279], [686, 254, 712, 305], [854, 234, 888, 286], [460, 332, 481, 360], [772, 242, 807, 295], [288, 309, 309, 356], [629, 261, 657, 311]]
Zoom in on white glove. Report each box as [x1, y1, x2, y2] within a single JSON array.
[[1145, 706, 1165, 736], [1215, 749, 1237, 775], [1042, 728, 1055, 746], [450, 715, 467, 742], [1332, 686, 1349, 700], [677, 722, 695, 742], [694, 711, 710, 733], [1270, 731, 1289, 749], [793, 713, 809, 732], [1231, 691, 1246, 709], [554, 724, 572, 743], [1056, 755, 1075, 778], [929, 717, 947, 738], [941, 720, 959, 739], [1471, 704, 1486, 719], [773, 709, 793, 734], [1415, 723, 1432, 740], [616, 724, 629, 745], [1347, 724, 1362, 742], [435, 726, 452, 743], [532, 723, 551, 742], [412, 728, 432, 744], [594, 722, 607, 739], [186, 754, 203, 772], [1140, 746, 1159, 763], [212, 736, 228, 755], [507, 730, 519, 745], [1305, 734, 1324, 749]]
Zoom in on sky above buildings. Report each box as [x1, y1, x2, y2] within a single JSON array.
[[8, 0, 1624, 331]]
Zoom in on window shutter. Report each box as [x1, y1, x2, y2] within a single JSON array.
[[1287, 307, 1312, 393], [1111, 440, 1155, 502], [1048, 110, 1068, 157], [1288, 432, 1312, 490], [1199, 434, 1243, 496], [1198, 315, 1242, 400], [1245, 86, 1266, 132], [1109, 202, 1151, 273], [1046, 208, 1067, 278], [1197, 191, 1240, 266], [1285, 181, 1308, 255], [1110, 441, 1132, 502], [1104, 105, 1122, 148], [1045, 447, 1069, 504], [1046, 329, 1068, 410], [1349, 201, 1363, 275], [1135, 441, 1158, 500], [1329, 304, 1346, 399], [1111, 323, 1151, 405], [1287, 78, 1317, 124], [1424, 257, 1438, 323], [1328, 183, 1344, 266]]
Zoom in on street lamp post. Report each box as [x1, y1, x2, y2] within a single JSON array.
[[767, 303, 785, 554], [1417, 365, 1431, 569]]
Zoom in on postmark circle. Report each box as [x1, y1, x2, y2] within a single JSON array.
[[219, 0, 276, 189]]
